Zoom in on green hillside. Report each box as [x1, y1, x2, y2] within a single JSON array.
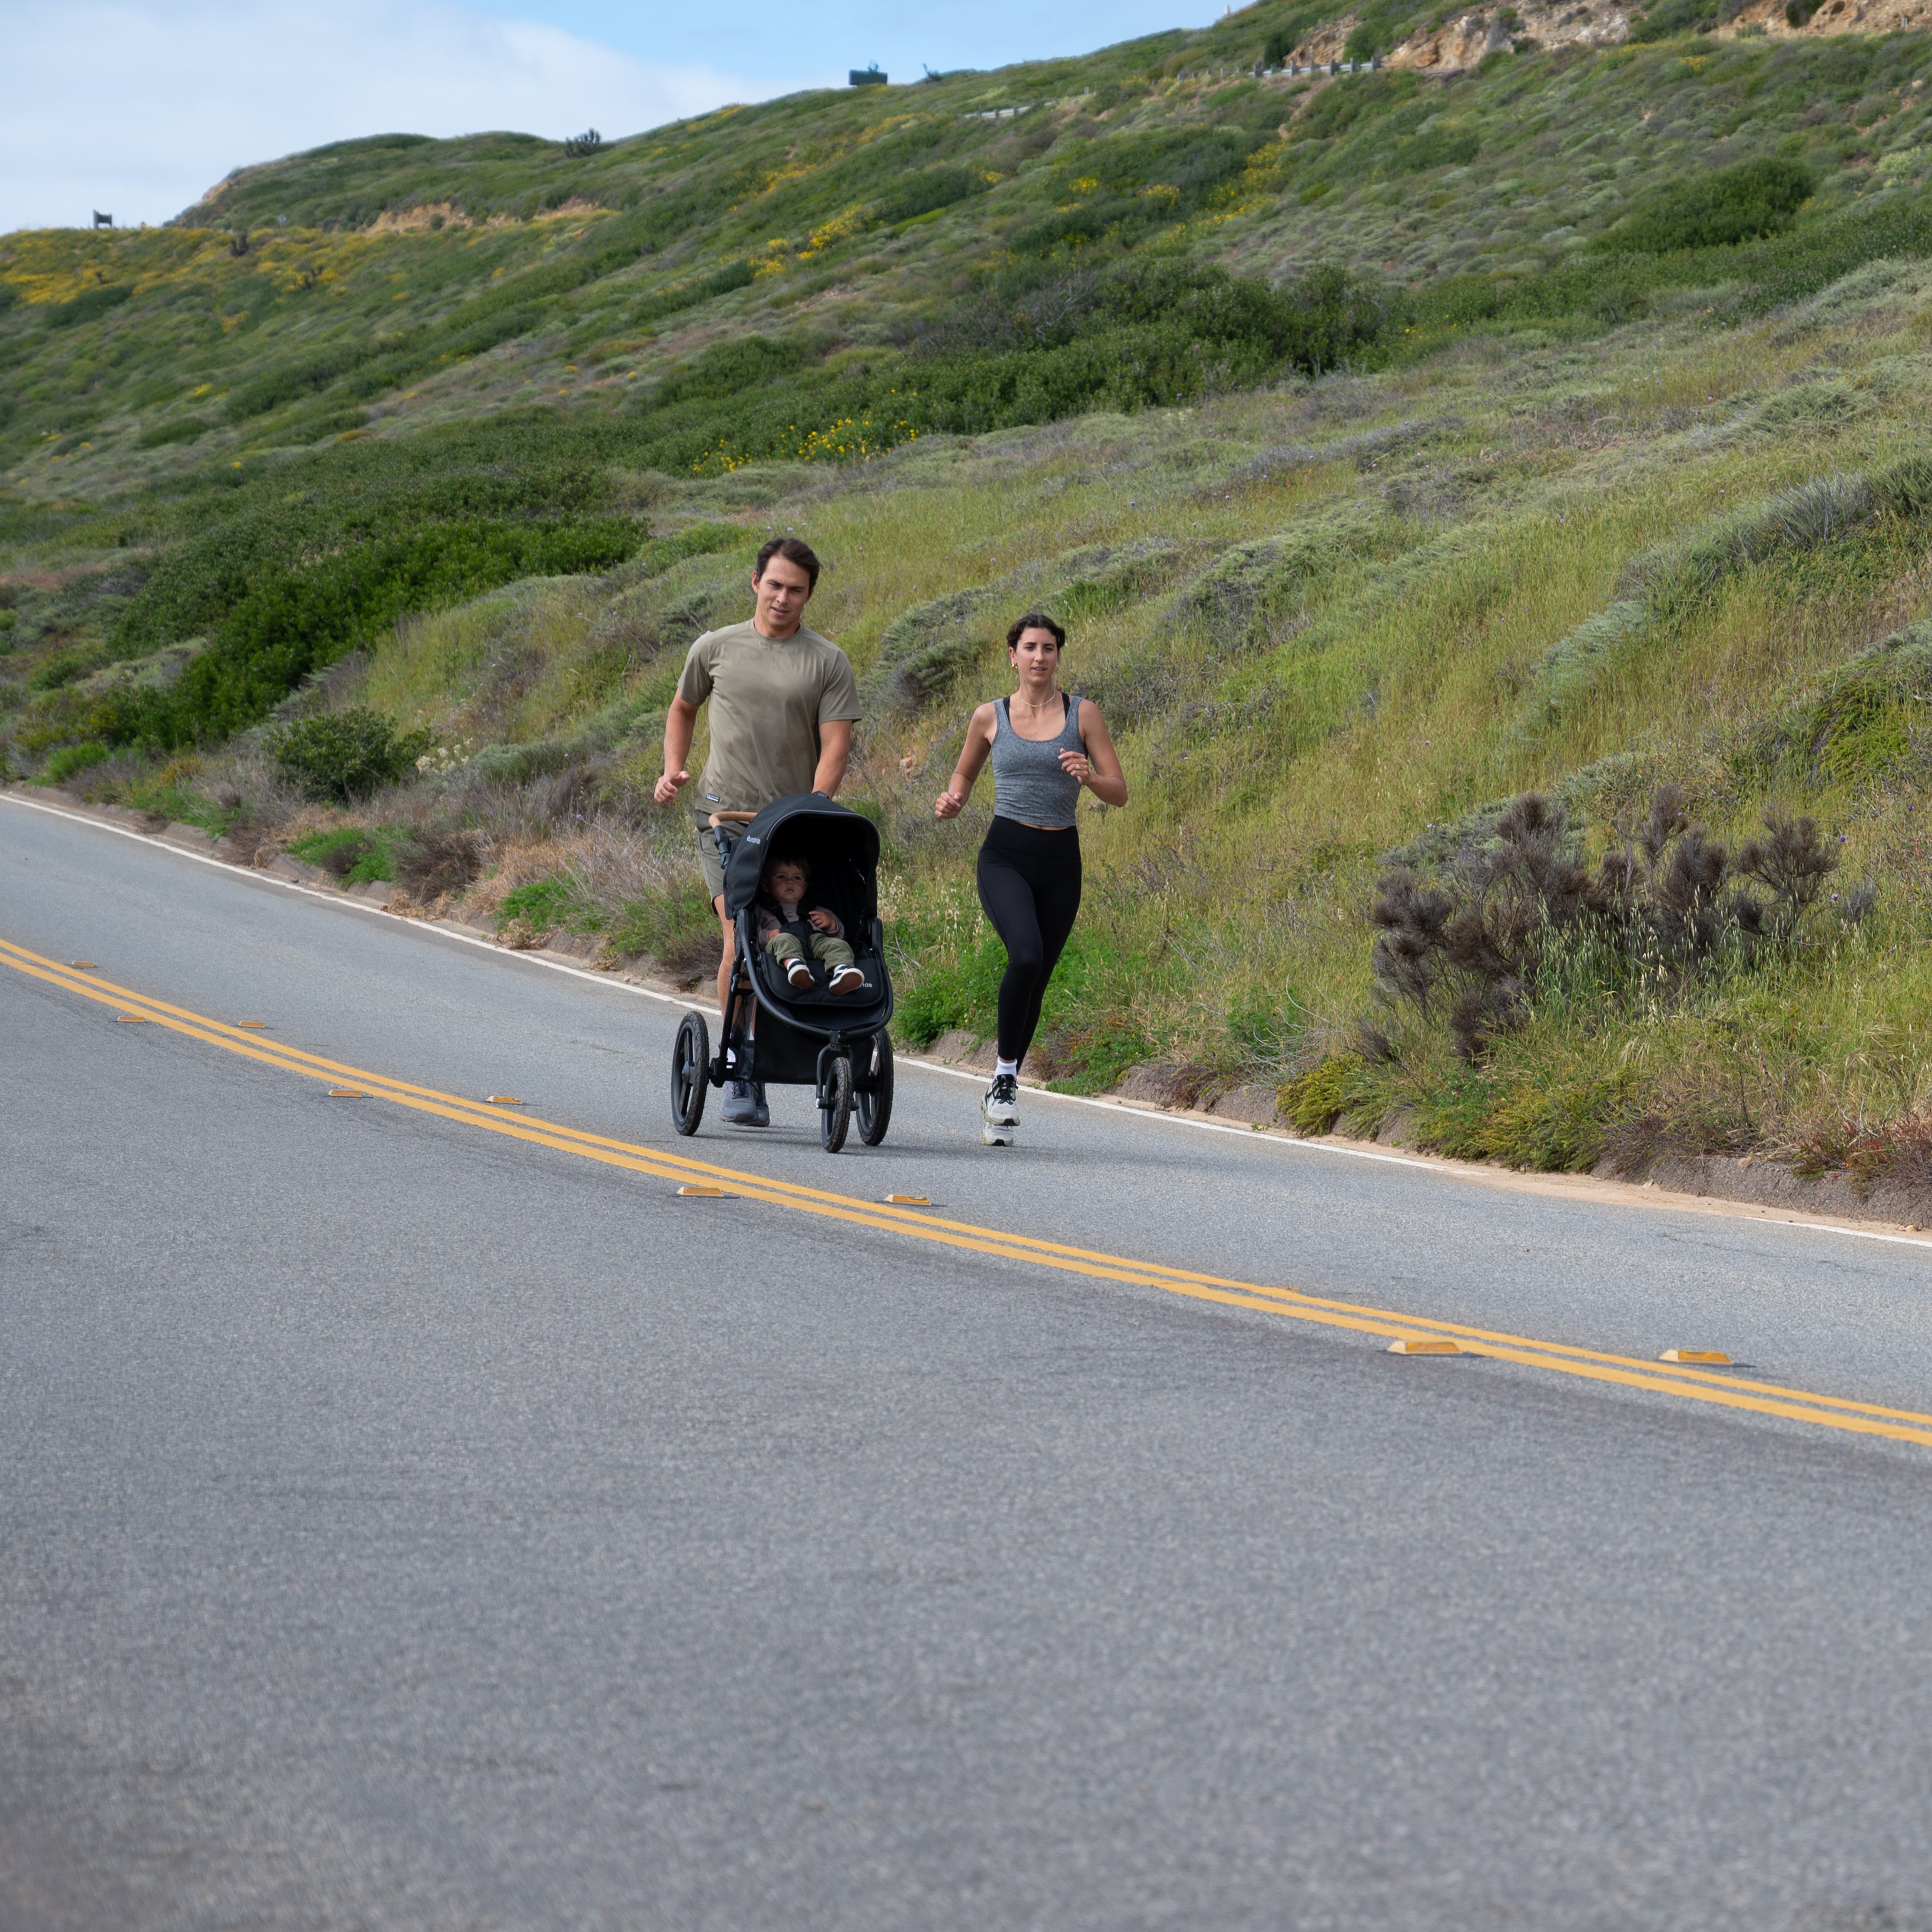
[[9, 12, 1932, 1187]]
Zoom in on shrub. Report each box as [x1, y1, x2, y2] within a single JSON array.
[[876, 166, 984, 223], [287, 826, 392, 881], [105, 509, 644, 747], [138, 417, 213, 450], [1368, 788, 1842, 1059], [1281, 1052, 1367, 1134], [397, 826, 483, 900], [45, 285, 132, 329], [269, 709, 433, 803], [604, 880, 721, 971], [1594, 158, 1818, 254], [1388, 127, 1482, 173], [1629, 0, 1726, 37], [28, 649, 107, 691], [498, 873, 604, 934], [38, 742, 112, 786]]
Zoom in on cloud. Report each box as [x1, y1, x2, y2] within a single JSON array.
[[2, 1, 816, 233]]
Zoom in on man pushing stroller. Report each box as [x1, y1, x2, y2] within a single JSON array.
[[654, 535, 861, 1127]]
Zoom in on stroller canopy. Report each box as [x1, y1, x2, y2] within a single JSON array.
[[721, 793, 882, 920]]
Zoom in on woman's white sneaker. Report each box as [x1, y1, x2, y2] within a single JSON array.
[[982, 1072, 1019, 1146]]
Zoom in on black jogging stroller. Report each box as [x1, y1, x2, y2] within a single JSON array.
[[668, 792, 895, 1153]]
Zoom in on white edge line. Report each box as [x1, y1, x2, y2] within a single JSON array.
[[2, 789, 708, 1011], [11, 787, 1932, 1255]]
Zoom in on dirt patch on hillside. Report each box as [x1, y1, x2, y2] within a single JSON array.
[[369, 201, 471, 235]]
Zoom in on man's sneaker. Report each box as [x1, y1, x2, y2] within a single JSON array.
[[723, 1079, 772, 1125], [982, 1072, 1019, 1146], [786, 958, 814, 990], [828, 963, 863, 995]]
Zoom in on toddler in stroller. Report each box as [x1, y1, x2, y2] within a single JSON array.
[[755, 854, 864, 996]]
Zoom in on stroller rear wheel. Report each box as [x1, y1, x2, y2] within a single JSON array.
[[671, 1010, 709, 1136], [855, 1028, 893, 1147], [820, 1050, 854, 1153]]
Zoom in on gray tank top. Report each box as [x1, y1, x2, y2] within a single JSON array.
[[990, 692, 1085, 828]]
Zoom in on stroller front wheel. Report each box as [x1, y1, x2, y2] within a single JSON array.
[[671, 1010, 709, 1136]]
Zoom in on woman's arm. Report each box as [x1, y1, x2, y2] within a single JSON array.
[[934, 704, 997, 820], [1062, 700, 1128, 808]]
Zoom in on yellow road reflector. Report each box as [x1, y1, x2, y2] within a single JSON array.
[[114, 1014, 147, 1023], [1388, 1338, 1464, 1356], [884, 1194, 932, 1205], [236, 1020, 268, 1030], [70, 960, 96, 969], [1660, 1349, 1731, 1365], [678, 1184, 727, 1198], [328, 1088, 368, 1098], [486, 1095, 522, 1105]]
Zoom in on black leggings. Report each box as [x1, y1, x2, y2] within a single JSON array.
[[976, 817, 1082, 1069]]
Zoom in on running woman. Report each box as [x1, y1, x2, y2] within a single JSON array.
[[934, 612, 1128, 1145]]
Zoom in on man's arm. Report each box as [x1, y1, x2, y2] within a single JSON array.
[[811, 717, 853, 797], [655, 695, 699, 806]]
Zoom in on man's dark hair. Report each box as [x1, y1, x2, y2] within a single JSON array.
[[1006, 610, 1066, 651], [755, 535, 822, 592]]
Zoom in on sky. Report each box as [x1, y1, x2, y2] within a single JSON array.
[[5, 1, 1217, 236]]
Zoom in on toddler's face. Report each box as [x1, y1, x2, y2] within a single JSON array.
[[767, 862, 807, 907]]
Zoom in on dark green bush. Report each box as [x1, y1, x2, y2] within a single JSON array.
[[270, 709, 434, 802], [499, 873, 604, 934], [38, 743, 112, 786], [1012, 127, 1272, 256], [45, 285, 132, 329], [1629, 0, 1728, 37], [111, 513, 643, 747], [877, 166, 984, 223], [1595, 158, 1818, 253], [29, 649, 107, 691], [138, 417, 213, 449], [631, 261, 754, 327], [605, 881, 722, 971], [1388, 127, 1482, 174]]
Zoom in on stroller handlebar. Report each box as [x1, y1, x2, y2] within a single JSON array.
[[707, 810, 758, 827]]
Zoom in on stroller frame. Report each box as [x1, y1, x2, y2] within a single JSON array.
[[668, 793, 895, 1153]]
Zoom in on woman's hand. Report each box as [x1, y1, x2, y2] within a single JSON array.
[[1059, 748, 1093, 786], [934, 788, 967, 820]]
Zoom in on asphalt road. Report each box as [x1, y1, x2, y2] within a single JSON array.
[[8, 793, 1932, 1931]]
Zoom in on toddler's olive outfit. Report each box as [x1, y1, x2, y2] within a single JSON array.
[[755, 897, 856, 978]]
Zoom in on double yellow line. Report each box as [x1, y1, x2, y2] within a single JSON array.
[[11, 932, 1932, 1452]]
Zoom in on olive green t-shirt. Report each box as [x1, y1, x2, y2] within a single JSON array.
[[676, 619, 861, 816]]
